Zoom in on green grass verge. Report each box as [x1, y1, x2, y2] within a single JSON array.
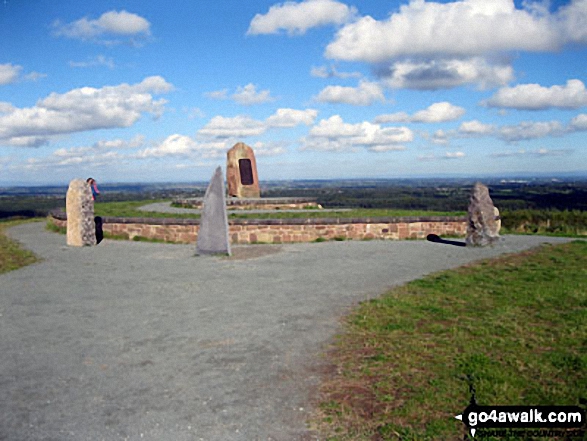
[[93, 200, 179, 218], [313, 241, 587, 441], [0, 219, 40, 274], [93, 200, 465, 220]]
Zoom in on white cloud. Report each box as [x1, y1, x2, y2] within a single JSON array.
[[430, 129, 450, 145], [138, 137, 288, 160], [325, 0, 583, 63], [205, 89, 229, 100], [497, 120, 566, 142], [418, 151, 465, 161], [570, 113, 587, 130], [310, 66, 330, 78], [484, 79, 587, 110], [426, 113, 587, 145], [0, 64, 22, 85], [0, 102, 15, 113], [198, 108, 318, 138], [250, 141, 288, 156], [559, 0, 587, 44], [266, 108, 318, 127], [205, 85, 275, 105], [53, 10, 151, 44], [0, 63, 46, 85], [368, 145, 406, 152], [22, 150, 122, 170], [451, 114, 587, 143], [18, 135, 146, 171], [0, 76, 172, 147], [23, 72, 47, 82], [198, 115, 267, 138], [232, 83, 276, 105], [321, 0, 587, 91], [247, 0, 356, 35], [139, 134, 197, 158], [375, 102, 465, 123], [69, 55, 115, 69], [310, 65, 362, 79], [93, 135, 145, 150], [458, 120, 496, 135], [315, 81, 385, 105], [302, 115, 413, 151], [186, 107, 206, 119], [491, 148, 573, 158], [381, 57, 514, 90]]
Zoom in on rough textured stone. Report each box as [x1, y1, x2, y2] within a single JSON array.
[[66, 179, 96, 246], [226, 142, 260, 198], [493, 207, 502, 236], [196, 167, 231, 256], [466, 182, 501, 246]]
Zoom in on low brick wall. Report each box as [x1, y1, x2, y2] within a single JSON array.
[[49, 211, 467, 244]]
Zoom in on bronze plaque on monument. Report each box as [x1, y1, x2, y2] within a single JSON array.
[[238, 159, 254, 185], [226, 142, 260, 198]]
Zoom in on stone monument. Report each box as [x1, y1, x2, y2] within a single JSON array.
[[66, 179, 96, 246], [226, 142, 260, 198], [466, 182, 501, 246], [196, 166, 231, 256]]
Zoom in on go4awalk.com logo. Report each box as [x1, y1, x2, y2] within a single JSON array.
[[455, 403, 586, 438]]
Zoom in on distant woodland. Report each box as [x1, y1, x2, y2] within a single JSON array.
[[1, 179, 586, 235]]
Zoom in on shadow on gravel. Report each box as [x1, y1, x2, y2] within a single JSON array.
[[95, 216, 104, 244], [426, 233, 467, 247]]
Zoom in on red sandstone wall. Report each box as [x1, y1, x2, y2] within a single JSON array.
[[49, 215, 466, 244]]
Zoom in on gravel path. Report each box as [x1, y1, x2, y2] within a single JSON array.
[[0, 222, 574, 441]]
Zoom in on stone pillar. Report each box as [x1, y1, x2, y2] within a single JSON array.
[[66, 179, 97, 246], [226, 142, 260, 198], [196, 167, 231, 256], [466, 182, 501, 247]]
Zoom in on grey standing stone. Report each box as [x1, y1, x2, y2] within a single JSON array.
[[466, 182, 501, 247], [196, 167, 231, 256], [66, 179, 96, 247]]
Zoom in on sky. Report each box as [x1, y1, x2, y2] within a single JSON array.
[[1, 0, 587, 185]]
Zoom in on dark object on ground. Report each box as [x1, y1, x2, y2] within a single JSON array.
[[427, 234, 466, 247], [94, 216, 103, 244]]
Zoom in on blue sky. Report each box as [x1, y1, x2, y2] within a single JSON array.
[[1, 0, 587, 185]]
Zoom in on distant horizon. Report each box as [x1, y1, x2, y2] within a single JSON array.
[[2, 170, 587, 189]]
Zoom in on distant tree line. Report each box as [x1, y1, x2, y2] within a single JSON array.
[[263, 182, 587, 212]]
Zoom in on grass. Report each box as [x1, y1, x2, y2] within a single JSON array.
[[93, 200, 182, 218], [228, 208, 465, 220], [92, 200, 465, 220], [312, 241, 587, 441], [0, 218, 40, 274]]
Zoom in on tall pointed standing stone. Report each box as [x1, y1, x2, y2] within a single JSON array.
[[196, 167, 231, 256], [66, 179, 97, 246]]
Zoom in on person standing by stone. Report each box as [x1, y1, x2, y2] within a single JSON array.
[[86, 178, 100, 201]]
